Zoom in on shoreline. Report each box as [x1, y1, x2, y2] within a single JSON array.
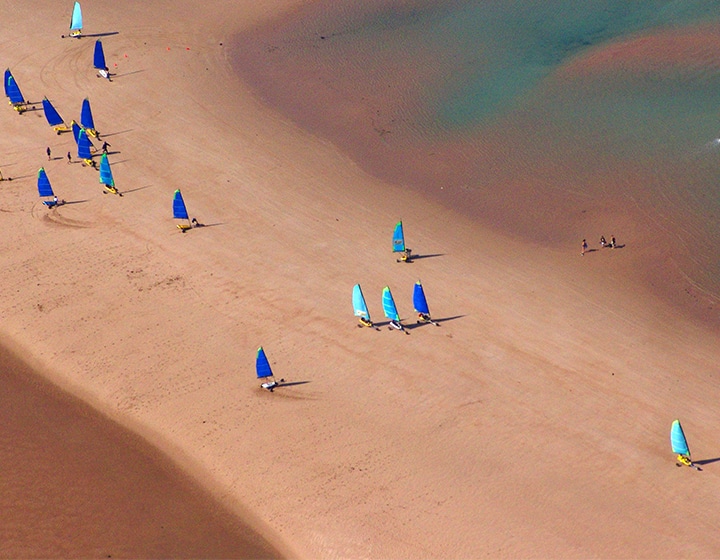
[[0, 339, 282, 559], [2, 1, 720, 557], [230, 1, 720, 333]]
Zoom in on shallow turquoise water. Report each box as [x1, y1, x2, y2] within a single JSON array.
[[234, 1, 720, 316], [427, 1, 720, 128]]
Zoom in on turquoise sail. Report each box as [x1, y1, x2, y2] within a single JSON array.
[[78, 129, 92, 160], [173, 189, 189, 220], [256, 347, 273, 379], [37, 168, 54, 198], [99, 153, 114, 186], [42, 98, 64, 127], [671, 419, 690, 457], [413, 281, 430, 315], [6, 73, 24, 104], [352, 284, 370, 321], [70, 2, 82, 32], [72, 121, 81, 144], [382, 286, 400, 321], [392, 221, 405, 253], [80, 98, 95, 131], [93, 40, 106, 70]]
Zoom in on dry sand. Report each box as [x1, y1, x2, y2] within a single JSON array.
[[1, 0, 720, 558]]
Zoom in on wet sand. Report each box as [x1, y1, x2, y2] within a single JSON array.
[[0, 342, 280, 559]]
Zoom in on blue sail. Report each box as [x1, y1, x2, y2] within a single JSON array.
[[382, 286, 400, 321], [93, 40, 107, 70], [392, 221, 405, 253], [70, 2, 82, 32], [72, 121, 81, 144], [6, 74, 24, 104], [42, 98, 64, 127], [80, 98, 95, 131], [173, 189, 189, 220], [256, 347, 274, 379], [37, 168, 54, 198], [413, 281, 430, 315], [78, 129, 92, 160], [352, 284, 370, 320], [671, 419, 690, 456], [99, 153, 114, 186], [3, 69, 10, 98]]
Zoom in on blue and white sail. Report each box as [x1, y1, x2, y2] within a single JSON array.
[[413, 281, 430, 315], [80, 98, 96, 136], [37, 168, 59, 207], [173, 189, 193, 230], [5, 69, 25, 106], [93, 40, 107, 70], [173, 189, 189, 220], [37, 168, 61, 207], [382, 286, 400, 321], [3, 69, 10, 99], [256, 346, 281, 390], [671, 419, 691, 457], [42, 98, 65, 127], [71, 120, 82, 144], [99, 153, 114, 186], [352, 284, 371, 322], [256, 347, 274, 380], [69, 2, 82, 36], [37, 168, 54, 198], [392, 221, 405, 253], [78, 129, 93, 161]]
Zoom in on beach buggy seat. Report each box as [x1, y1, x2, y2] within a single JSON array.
[[103, 185, 122, 196], [398, 248, 412, 262]]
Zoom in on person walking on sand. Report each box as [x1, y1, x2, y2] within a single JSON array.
[[610, 235, 616, 248], [581, 239, 588, 256], [67, 151, 72, 164], [600, 235, 606, 248], [101, 141, 110, 154], [46, 146, 51, 161]]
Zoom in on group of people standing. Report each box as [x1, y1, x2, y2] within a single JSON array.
[[581, 235, 617, 256], [599, 235, 616, 249], [45, 140, 110, 166]]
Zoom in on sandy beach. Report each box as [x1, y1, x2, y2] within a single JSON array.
[[2, 1, 720, 558]]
